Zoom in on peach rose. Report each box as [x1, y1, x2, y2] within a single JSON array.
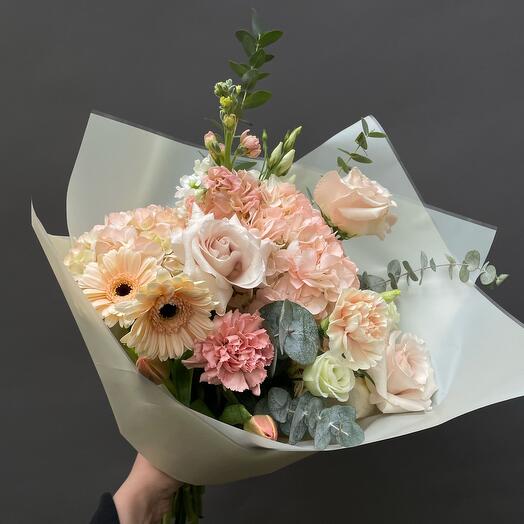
[[367, 331, 438, 413], [327, 288, 390, 370], [172, 207, 272, 313], [313, 168, 397, 239]]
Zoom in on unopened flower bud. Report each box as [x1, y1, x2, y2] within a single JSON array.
[[268, 141, 283, 168], [220, 96, 233, 108], [274, 149, 295, 176], [243, 415, 278, 440], [136, 357, 170, 385], [223, 114, 237, 129], [283, 126, 302, 152], [204, 131, 217, 149], [239, 129, 262, 158]]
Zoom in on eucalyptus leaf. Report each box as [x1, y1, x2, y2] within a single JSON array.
[[366, 274, 387, 293], [335, 419, 365, 447], [388, 272, 398, 289], [459, 263, 470, 283], [279, 397, 299, 436], [402, 260, 419, 282], [464, 249, 481, 271], [430, 258, 437, 272], [267, 387, 291, 422], [337, 156, 350, 174], [306, 396, 325, 436], [314, 410, 333, 450], [387, 259, 402, 278], [361, 117, 369, 136], [368, 131, 386, 138], [288, 394, 310, 444], [480, 264, 496, 285], [349, 152, 372, 164]]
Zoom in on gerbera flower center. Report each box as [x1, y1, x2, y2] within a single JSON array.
[[115, 283, 133, 296], [159, 303, 178, 319]]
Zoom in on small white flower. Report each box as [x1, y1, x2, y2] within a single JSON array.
[[174, 156, 214, 199]]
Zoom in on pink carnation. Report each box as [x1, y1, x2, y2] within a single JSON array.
[[201, 167, 264, 220], [183, 310, 274, 395]]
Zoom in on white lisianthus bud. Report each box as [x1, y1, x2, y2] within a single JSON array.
[[303, 351, 355, 402], [283, 125, 302, 152], [268, 141, 283, 168], [274, 149, 295, 176]]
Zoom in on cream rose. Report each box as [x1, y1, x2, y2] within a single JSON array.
[[172, 206, 271, 313], [367, 330, 438, 413], [313, 168, 397, 239], [303, 351, 355, 402], [327, 288, 390, 370], [344, 376, 377, 420]]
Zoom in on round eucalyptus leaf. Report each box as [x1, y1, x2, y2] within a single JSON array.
[[306, 397, 325, 436], [464, 249, 481, 271], [480, 264, 496, 285], [279, 397, 299, 436], [267, 387, 291, 423], [366, 274, 387, 293], [459, 263, 470, 283], [387, 259, 401, 278], [314, 409, 333, 450], [335, 419, 365, 447], [288, 394, 310, 444]]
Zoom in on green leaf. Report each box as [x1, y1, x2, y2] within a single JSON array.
[[229, 60, 249, 77], [355, 131, 368, 150], [402, 260, 419, 281], [480, 264, 496, 285], [361, 117, 369, 136], [190, 399, 215, 418], [305, 396, 325, 436], [259, 30, 283, 47], [459, 263, 470, 283], [495, 273, 509, 286], [430, 258, 437, 272], [288, 393, 311, 445], [359, 271, 370, 290], [279, 397, 299, 436], [235, 30, 256, 55], [249, 49, 267, 68], [170, 350, 194, 406], [337, 148, 353, 156], [387, 259, 402, 278], [388, 272, 398, 289], [337, 156, 350, 174], [368, 131, 386, 138], [446, 254, 456, 265], [260, 300, 321, 366], [366, 274, 387, 293], [464, 249, 481, 271], [234, 160, 257, 170], [243, 90, 272, 108], [267, 387, 291, 422], [349, 152, 372, 164], [314, 405, 363, 450], [219, 404, 252, 425]]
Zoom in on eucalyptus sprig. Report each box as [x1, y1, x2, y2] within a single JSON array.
[[359, 249, 508, 292], [337, 117, 387, 174]]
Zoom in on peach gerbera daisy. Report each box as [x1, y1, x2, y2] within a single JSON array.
[[77, 247, 160, 327], [118, 272, 215, 360]]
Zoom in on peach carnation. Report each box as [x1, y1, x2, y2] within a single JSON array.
[[201, 167, 264, 221], [183, 310, 274, 395], [327, 288, 390, 370]]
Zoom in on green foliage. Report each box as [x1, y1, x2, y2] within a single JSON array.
[[219, 404, 252, 425], [170, 350, 194, 406], [264, 389, 365, 449], [190, 399, 215, 418], [359, 271, 387, 292], [336, 118, 387, 172], [378, 249, 508, 291], [259, 300, 320, 366]]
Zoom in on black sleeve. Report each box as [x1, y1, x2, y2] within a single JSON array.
[[89, 493, 120, 524]]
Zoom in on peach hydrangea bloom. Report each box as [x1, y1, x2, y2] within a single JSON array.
[[183, 310, 274, 395]]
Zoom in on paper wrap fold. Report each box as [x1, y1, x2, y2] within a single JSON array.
[[33, 113, 524, 485]]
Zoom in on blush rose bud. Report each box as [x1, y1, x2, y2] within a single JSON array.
[[204, 131, 217, 149], [243, 415, 279, 440], [136, 357, 170, 385]]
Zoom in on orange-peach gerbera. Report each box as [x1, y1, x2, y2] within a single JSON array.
[[77, 246, 160, 327], [118, 271, 215, 360]]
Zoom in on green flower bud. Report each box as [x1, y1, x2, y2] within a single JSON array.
[[283, 126, 302, 152], [268, 141, 283, 168], [274, 149, 295, 176]]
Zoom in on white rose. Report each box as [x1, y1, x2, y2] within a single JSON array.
[[367, 330, 438, 413], [172, 206, 271, 314], [303, 351, 355, 402]]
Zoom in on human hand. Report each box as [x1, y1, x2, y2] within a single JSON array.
[[113, 454, 182, 524]]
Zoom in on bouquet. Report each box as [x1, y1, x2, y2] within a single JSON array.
[[33, 12, 523, 523]]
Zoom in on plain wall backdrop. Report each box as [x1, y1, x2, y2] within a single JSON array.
[[3, 1, 524, 522]]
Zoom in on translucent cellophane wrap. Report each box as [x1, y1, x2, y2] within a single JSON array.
[[32, 113, 524, 485]]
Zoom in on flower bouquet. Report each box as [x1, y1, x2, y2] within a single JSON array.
[[33, 12, 524, 523]]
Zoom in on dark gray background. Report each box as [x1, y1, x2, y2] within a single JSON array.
[[3, 0, 524, 522]]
